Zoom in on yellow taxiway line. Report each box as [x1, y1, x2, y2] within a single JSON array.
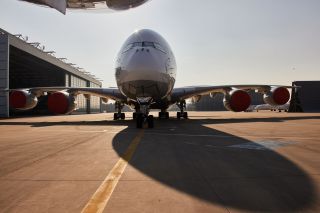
[[81, 130, 144, 213]]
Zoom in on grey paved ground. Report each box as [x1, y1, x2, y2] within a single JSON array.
[[0, 111, 319, 212]]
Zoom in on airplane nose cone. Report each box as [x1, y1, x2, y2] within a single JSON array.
[[127, 48, 164, 73], [118, 48, 167, 83], [116, 48, 174, 99]]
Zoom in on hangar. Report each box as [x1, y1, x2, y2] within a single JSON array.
[[0, 28, 103, 117]]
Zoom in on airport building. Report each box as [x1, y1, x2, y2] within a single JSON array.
[[0, 28, 103, 117], [290, 81, 320, 112]]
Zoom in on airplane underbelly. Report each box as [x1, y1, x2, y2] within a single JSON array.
[[119, 80, 172, 100], [117, 69, 175, 100]]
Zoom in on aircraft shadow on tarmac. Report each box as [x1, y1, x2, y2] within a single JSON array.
[[112, 118, 317, 212], [0, 116, 318, 211]]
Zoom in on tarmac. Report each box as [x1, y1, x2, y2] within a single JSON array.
[[0, 111, 319, 213]]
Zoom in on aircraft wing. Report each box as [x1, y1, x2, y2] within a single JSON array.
[[171, 85, 293, 101], [4, 86, 128, 114], [8, 87, 127, 102], [170, 84, 294, 112]]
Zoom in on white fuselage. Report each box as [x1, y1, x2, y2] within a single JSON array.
[[115, 29, 177, 105]]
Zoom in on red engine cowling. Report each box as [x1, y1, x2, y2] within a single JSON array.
[[223, 90, 251, 112], [9, 90, 38, 110], [47, 92, 77, 114], [263, 87, 290, 106]]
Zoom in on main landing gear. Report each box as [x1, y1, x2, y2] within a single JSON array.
[[135, 97, 154, 129], [113, 101, 125, 120], [158, 110, 169, 119], [177, 100, 188, 119]]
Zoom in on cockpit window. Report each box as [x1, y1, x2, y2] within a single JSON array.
[[122, 43, 133, 52], [142, 42, 155, 47], [132, 42, 142, 47], [122, 41, 167, 53]]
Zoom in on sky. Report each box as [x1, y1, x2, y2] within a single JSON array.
[[0, 0, 319, 87]]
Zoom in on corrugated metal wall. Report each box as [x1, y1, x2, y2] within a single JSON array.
[[0, 34, 9, 117]]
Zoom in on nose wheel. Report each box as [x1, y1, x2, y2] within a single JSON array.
[[136, 97, 154, 128], [136, 114, 154, 128], [136, 114, 143, 128]]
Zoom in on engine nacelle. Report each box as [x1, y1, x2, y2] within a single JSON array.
[[9, 90, 38, 110], [101, 97, 109, 104], [191, 95, 201, 103], [263, 87, 290, 106], [223, 90, 251, 112], [106, 0, 150, 10], [47, 92, 77, 114]]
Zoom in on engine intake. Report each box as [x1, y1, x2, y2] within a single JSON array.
[[223, 90, 251, 112], [47, 92, 77, 114], [191, 95, 201, 103], [263, 87, 290, 106], [9, 90, 38, 110]]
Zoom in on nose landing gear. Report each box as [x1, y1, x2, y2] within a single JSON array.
[[136, 97, 154, 128], [136, 114, 154, 128]]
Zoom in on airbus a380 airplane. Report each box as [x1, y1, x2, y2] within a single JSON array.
[[8, 29, 292, 128]]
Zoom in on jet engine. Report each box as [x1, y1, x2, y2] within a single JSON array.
[[263, 87, 290, 106], [47, 92, 77, 114], [223, 90, 251, 112], [101, 97, 109, 104], [191, 95, 201, 103], [9, 90, 38, 110]]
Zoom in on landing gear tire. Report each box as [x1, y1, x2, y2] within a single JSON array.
[[113, 113, 118, 120], [183, 112, 188, 119], [120, 113, 125, 120], [114, 113, 125, 120], [159, 111, 169, 119], [177, 112, 188, 119], [147, 115, 154, 128], [136, 114, 143, 128]]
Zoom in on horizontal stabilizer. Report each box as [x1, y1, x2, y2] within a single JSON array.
[[40, 0, 67, 14]]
